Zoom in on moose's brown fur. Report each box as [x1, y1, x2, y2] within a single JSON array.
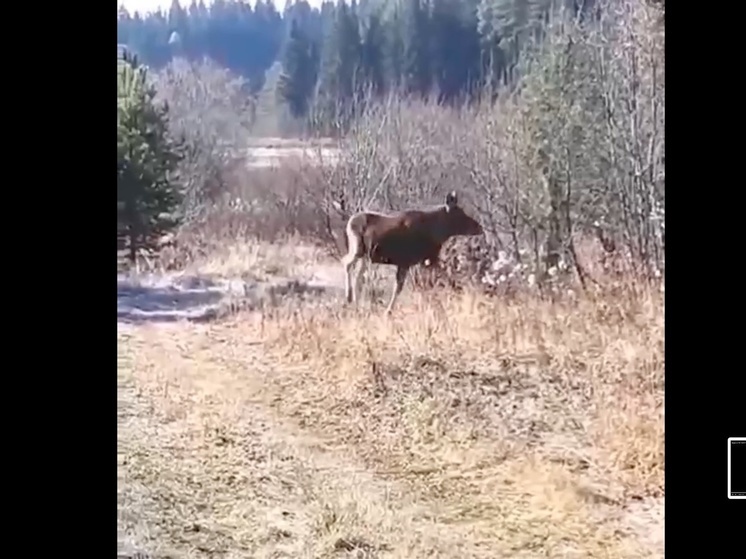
[[341, 191, 483, 313]]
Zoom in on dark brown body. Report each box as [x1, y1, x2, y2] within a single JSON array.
[[341, 191, 483, 313], [349, 211, 453, 266]]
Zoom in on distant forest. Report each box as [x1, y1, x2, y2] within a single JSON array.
[[119, 1, 605, 106]]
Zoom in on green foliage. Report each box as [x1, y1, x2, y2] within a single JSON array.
[[321, 0, 362, 102], [117, 51, 184, 261], [278, 19, 319, 118], [430, 0, 483, 101], [311, 0, 364, 133], [360, 10, 386, 97], [118, 0, 284, 90], [401, 0, 431, 96], [116, 0, 642, 134]]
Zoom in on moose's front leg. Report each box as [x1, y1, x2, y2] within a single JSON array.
[[385, 265, 410, 315]]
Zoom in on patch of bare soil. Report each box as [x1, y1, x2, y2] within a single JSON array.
[[117, 265, 345, 325]]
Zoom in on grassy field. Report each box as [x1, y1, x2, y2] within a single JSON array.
[[117, 239, 664, 559]]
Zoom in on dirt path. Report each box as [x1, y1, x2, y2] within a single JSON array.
[[117, 267, 663, 559], [118, 323, 498, 559]]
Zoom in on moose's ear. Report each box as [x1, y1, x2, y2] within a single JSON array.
[[445, 191, 458, 210]]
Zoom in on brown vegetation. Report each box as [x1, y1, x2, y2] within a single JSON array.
[[119, 250, 663, 557], [119, 2, 664, 557]]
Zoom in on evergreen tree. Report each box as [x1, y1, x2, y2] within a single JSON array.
[[117, 51, 184, 262], [430, 0, 483, 103], [360, 10, 386, 98], [402, 0, 432, 97], [313, 0, 363, 131], [277, 18, 319, 118], [384, 3, 405, 90], [168, 0, 189, 42], [334, 0, 363, 103], [115, 0, 606, 118]]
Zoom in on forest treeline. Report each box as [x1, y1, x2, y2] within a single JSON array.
[[118, 0, 665, 275], [117, 0, 618, 132]]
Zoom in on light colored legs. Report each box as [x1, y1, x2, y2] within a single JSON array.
[[344, 256, 409, 314], [343, 253, 358, 303], [385, 266, 410, 315], [354, 257, 367, 303], [343, 252, 369, 304], [342, 227, 363, 304]]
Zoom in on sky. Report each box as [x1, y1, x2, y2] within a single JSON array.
[[118, 0, 324, 16], [119, 0, 175, 14]]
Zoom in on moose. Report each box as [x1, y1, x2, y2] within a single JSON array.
[[340, 191, 484, 314]]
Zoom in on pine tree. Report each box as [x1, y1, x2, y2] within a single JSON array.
[[334, 0, 363, 103], [117, 51, 184, 262], [313, 0, 363, 132], [277, 18, 319, 118], [402, 0, 431, 97], [360, 10, 386, 98], [384, 3, 405, 91], [430, 0, 482, 103]]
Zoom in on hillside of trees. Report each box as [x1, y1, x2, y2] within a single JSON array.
[[118, 0, 664, 281], [117, 0, 639, 134]]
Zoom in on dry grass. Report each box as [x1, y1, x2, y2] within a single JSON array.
[[179, 237, 331, 281], [258, 285, 664, 552], [245, 137, 338, 149], [118, 240, 664, 558], [119, 325, 495, 558]]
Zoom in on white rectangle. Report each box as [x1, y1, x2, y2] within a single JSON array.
[[728, 437, 746, 499]]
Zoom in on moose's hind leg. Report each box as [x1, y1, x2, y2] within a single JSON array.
[[353, 257, 368, 304], [343, 255, 359, 304]]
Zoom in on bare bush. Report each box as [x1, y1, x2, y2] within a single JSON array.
[[152, 0, 663, 296], [498, 0, 665, 280], [152, 57, 257, 220]]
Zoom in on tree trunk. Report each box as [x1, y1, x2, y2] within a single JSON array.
[[545, 174, 563, 271], [128, 225, 138, 264]]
